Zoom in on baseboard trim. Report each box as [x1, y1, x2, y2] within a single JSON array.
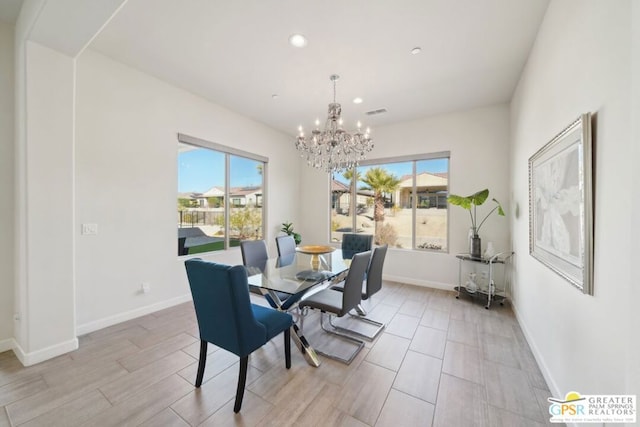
[[13, 337, 79, 366], [512, 303, 561, 399], [383, 274, 455, 291], [76, 294, 193, 336], [0, 338, 14, 353]]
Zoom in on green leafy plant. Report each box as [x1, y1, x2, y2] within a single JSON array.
[[280, 222, 302, 245], [447, 189, 505, 236]]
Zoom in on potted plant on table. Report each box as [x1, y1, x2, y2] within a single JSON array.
[[448, 189, 504, 258], [280, 222, 302, 245]]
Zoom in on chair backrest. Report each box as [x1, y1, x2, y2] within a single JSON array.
[[341, 233, 373, 259], [341, 250, 371, 315], [184, 259, 267, 357], [275, 235, 297, 257], [364, 245, 388, 299], [240, 240, 269, 274], [276, 253, 295, 268]]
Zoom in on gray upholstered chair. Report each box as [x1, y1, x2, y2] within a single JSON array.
[[240, 240, 269, 276], [275, 235, 297, 257], [341, 233, 373, 259], [241, 240, 287, 305], [298, 250, 371, 364], [240, 239, 300, 311], [332, 245, 388, 340]]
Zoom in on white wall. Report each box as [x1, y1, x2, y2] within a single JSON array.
[[299, 104, 511, 288], [21, 41, 77, 358], [0, 21, 15, 349], [74, 50, 300, 332], [510, 0, 634, 398], [628, 0, 639, 398], [12, 0, 79, 364]]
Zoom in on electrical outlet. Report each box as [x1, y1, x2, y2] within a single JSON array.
[[141, 282, 151, 294], [81, 223, 98, 235], [13, 312, 20, 321]]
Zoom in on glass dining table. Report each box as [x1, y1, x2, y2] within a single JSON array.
[[247, 248, 350, 367]]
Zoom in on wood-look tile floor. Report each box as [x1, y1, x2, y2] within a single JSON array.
[[0, 282, 559, 426]]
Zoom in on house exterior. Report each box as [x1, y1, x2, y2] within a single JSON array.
[[331, 179, 375, 214], [192, 186, 263, 208], [395, 172, 448, 209]]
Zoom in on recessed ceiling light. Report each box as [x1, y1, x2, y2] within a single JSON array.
[[411, 47, 422, 55], [288, 34, 308, 48], [353, 97, 363, 104], [271, 94, 279, 99]]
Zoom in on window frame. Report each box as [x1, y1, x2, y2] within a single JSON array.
[[178, 133, 268, 255], [329, 151, 450, 252]]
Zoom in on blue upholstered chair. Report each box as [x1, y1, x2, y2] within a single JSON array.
[[184, 258, 293, 413], [341, 233, 373, 259]]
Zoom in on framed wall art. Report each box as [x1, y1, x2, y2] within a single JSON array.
[[529, 113, 593, 294]]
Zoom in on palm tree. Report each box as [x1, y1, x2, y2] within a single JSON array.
[[342, 168, 361, 184], [332, 169, 360, 216], [360, 167, 401, 224]]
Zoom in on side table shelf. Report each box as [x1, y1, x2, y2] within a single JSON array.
[[455, 252, 514, 309]]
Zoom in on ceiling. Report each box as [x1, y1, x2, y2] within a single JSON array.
[[62, 1, 551, 136], [0, 0, 23, 24]]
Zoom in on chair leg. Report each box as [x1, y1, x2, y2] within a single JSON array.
[[234, 356, 249, 413], [284, 328, 291, 369], [315, 312, 365, 365], [195, 340, 207, 387], [298, 307, 305, 331], [334, 314, 385, 341], [342, 298, 385, 341]]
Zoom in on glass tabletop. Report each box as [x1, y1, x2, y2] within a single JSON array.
[[247, 249, 350, 295], [455, 252, 510, 264]]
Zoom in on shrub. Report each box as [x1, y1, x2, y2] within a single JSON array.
[[418, 242, 443, 250], [230, 207, 262, 239], [375, 223, 398, 246]]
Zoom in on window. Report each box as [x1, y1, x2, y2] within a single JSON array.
[[177, 134, 267, 255], [330, 152, 449, 252]]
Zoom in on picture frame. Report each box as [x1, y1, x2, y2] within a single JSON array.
[[528, 113, 593, 294]]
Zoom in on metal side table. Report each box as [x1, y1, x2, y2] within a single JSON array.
[[455, 252, 514, 309]]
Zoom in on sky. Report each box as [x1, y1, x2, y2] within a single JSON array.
[[178, 145, 448, 192], [333, 158, 449, 185], [178, 148, 263, 193]]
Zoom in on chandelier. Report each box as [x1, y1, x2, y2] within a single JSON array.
[[295, 74, 373, 173]]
